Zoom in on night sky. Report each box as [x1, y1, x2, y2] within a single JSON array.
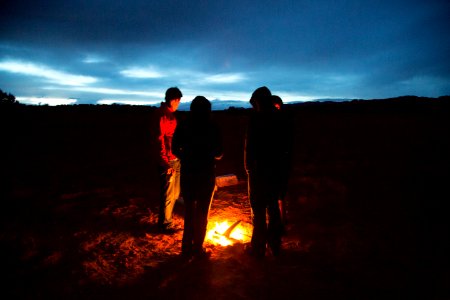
[[1, 0, 449, 106]]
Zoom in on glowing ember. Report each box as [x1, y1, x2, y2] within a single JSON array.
[[206, 220, 252, 246]]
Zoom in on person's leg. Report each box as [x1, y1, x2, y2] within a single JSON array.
[[267, 198, 282, 255], [248, 174, 267, 257], [181, 198, 195, 255], [172, 159, 181, 200], [193, 176, 215, 253], [162, 160, 181, 228], [181, 172, 194, 254], [278, 173, 289, 233], [158, 166, 170, 228]]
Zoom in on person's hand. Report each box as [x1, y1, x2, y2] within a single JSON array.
[[167, 168, 175, 175]]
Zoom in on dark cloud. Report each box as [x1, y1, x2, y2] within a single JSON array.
[[1, 0, 450, 105]]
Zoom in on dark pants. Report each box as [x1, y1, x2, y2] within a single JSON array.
[[248, 171, 283, 256], [181, 172, 216, 254]]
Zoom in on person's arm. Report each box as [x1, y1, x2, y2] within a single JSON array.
[[158, 116, 170, 169]]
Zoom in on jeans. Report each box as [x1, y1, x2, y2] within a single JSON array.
[[158, 159, 181, 228]]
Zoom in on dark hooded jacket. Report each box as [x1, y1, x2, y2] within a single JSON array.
[[172, 113, 223, 176], [244, 99, 292, 178]]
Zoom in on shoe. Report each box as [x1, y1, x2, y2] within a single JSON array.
[[159, 224, 182, 234]]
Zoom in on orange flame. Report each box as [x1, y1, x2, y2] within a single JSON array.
[[205, 220, 252, 246]]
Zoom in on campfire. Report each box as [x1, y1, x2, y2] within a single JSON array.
[[205, 175, 253, 246], [205, 219, 252, 246]]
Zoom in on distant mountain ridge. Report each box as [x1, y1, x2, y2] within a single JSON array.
[[178, 98, 357, 110], [178, 96, 449, 111], [178, 100, 253, 111]]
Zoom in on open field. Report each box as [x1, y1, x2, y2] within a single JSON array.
[[1, 98, 449, 299]]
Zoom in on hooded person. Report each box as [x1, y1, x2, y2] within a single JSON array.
[[250, 86, 273, 112], [271, 95, 293, 233], [244, 86, 291, 258], [172, 96, 223, 258]]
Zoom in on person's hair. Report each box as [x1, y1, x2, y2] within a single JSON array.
[[190, 96, 211, 115], [250, 86, 272, 111], [272, 95, 283, 107], [165, 87, 182, 103], [250, 86, 271, 108]]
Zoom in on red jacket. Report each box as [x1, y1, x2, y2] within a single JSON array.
[[158, 102, 177, 167]]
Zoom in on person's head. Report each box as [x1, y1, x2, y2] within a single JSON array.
[[250, 86, 271, 109], [250, 86, 274, 112], [165, 87, 182, 111], [272, 95, 283, 110], [190, 96, 211, 119]]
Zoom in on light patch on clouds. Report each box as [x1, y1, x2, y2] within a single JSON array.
[[44, 86, 163, 98], [204, 73, 246, 84], [71, 87, 164, 99], [120, 68, 247, 86], [120, 66, 165, 78], [0, 60, 97, 86], [82, 54, 107, 64], [178, 71, 248, 86], [97, 99, 160, 105], [16, 97, 78, 106], [275, 92, 320, 102]]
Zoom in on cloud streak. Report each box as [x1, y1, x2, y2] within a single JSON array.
[[0, 60, 97, 86], [16, 97, 77, 106], [204, 73, 247, 84], [120, 67, 165, 79]]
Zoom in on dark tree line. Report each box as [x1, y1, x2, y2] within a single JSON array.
[[0, 89, 19, 106]]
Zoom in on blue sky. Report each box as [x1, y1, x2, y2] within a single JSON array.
[[1, 0, 449, 106]]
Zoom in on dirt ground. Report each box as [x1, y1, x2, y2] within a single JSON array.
[[1, 99, 449, 299]]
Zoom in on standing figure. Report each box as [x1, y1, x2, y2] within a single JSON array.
[[157, 87, 182, 233], [172, 96, 223, 258], [271, 95, 293, 233], [245, 87, 291, 258]]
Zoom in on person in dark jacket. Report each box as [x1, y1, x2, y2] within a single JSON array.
[[172, 96, 223, 258], [272, 95, 293, 233], [157, 87, 182, 232], [245, 87, 292, 258]]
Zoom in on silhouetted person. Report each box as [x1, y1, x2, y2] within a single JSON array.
[[157, 87, 182, 233], [172, 96, 223, 258], [271, 95, 293, 233], [249, 86, 274, 112], [245, 87, 291, 258], [272, 95, 283, 110]]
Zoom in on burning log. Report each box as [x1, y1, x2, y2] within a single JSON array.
[[206, 219, 252, 246], [219, 220, 241, 239]]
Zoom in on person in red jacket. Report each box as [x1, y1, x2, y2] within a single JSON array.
[[157, 87, 182, 232]]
